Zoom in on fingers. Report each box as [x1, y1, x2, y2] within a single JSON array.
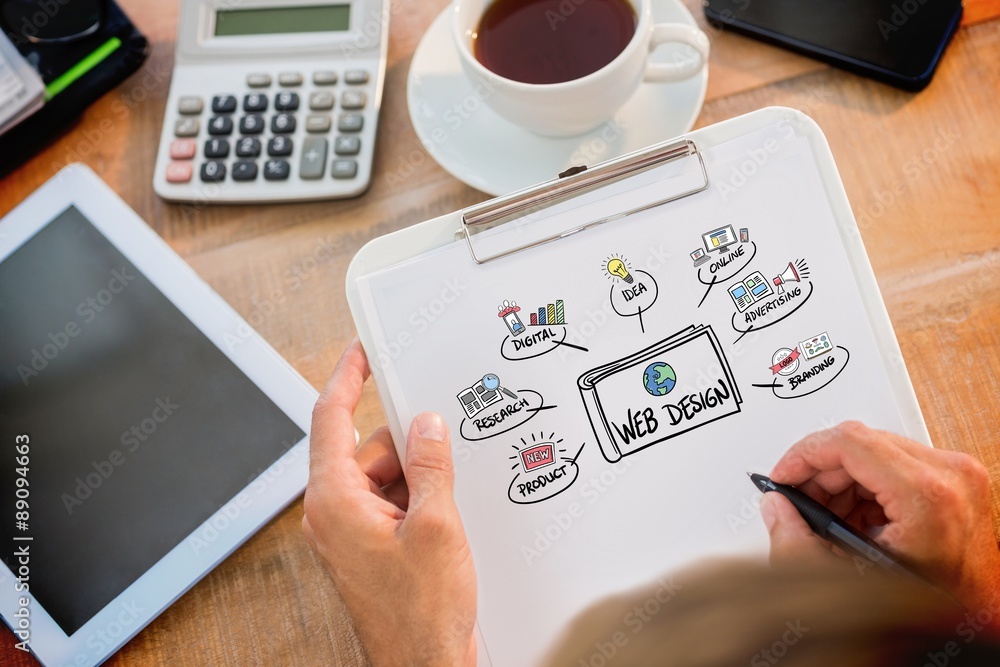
[[760, 493, 833, 566], [770, 421, 924, 520], [403, 413, 457, 516], [356, 428, 409, 509], [357, 427, 404, 488], [310, 339, 371, 475]]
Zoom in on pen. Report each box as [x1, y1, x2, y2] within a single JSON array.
[[747, 472, 928, 585]]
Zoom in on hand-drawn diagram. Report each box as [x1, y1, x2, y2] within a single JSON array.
[[754, 332, 850, 399], [692, 224, 757, 307], [770, 348, 800, 376], [730, 259, 813, 343], [578, 325, 742, 463], [728, 271, 772, 311], [773, 259, 809, 294], [507, 432, 585, 505], [457, 373, 556, 441], [498, 298, 588, 361], [604, 254, 659, 333]]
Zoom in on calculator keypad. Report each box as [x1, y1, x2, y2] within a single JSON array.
[[164, 67, 372, 189]]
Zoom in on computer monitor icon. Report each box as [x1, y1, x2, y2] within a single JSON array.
[[702, 225, 738, 254]]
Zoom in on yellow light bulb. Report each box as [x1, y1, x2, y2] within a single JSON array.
[[607, 258, 633, 284]]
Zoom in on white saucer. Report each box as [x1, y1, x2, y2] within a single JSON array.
[[406, 0, 709, 196]]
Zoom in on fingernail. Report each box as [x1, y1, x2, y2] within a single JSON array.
[[760, 494, 777, 531], [415, 412, 447, 442]]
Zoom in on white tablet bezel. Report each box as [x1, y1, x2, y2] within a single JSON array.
[[0, 164, 318, 667]]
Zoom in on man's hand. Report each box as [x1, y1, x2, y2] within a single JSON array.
[[761, 421, 1000, 615], [302, 339, 477, 667]]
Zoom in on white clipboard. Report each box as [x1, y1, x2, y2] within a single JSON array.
[[345, 107, 929, 667]]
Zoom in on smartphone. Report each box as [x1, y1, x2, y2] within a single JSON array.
[[704, 0, 963, 91]]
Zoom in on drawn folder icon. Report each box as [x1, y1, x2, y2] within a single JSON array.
[[578, 325, 742, 463]]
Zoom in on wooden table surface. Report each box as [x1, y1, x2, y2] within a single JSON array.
[[2, 1, 999, 664]]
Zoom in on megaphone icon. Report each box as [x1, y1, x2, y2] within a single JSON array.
[[773, 260, 809, 294]]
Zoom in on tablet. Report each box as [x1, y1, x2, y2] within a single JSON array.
[[0, 165, 317, 666]]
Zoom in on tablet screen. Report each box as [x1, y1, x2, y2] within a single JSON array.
[[0, 206, 306, 635]]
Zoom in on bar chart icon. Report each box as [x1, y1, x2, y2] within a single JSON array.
[[529, 299, 565, 326]]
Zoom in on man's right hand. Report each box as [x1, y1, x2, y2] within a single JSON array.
[[761, 421, 1000, 616]]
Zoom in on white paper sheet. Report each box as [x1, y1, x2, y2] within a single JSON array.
[[0, 32, 45, 135], [356, 121, 911, 666]]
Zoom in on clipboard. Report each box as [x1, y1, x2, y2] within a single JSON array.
[[345, 107, 929, 667]]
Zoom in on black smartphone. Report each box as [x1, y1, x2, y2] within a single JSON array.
[[704, 0, 963, 91]]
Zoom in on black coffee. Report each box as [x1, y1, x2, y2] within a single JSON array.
[[473, 0, 638, 85]]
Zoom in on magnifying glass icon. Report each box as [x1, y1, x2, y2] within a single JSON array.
[[483, 374, 517, 399]]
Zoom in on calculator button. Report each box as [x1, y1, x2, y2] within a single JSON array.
[[264, 159, 290, 180], [344, 70, 369, 84], [200, 161, 226, 182], [278, 71, 304, 87], [169, 138, 197, 159], [232, 160, 259, 181], [341, 91, 366, 110], [271, 113, 296, 133], [312, 70, 338, 85], [204, 138, 230, 158], [267, 136, 293, 156], [211, 95, 237, 113], [309, 91, 335, 111], [178, 96, 203, 114], [243, 93, 268, 112], [274, 92, 300, 111], [208, 115, 234, 135], [337, 113, 364, 132], [334, 135, 360, 155], [306, 114, 332, 133], [165, 161, 193, 183], [331, 159, 358, 179], [174, 118, 200, 137], [236, 137, 261, 157], [246, 73, 272, 88], [240, 114, 265, 135], [299, 138, 328, 179]]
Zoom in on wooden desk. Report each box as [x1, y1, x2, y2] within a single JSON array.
[[2, 1, 998, 664]]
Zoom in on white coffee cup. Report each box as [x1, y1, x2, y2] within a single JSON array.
[[451, 0, 710, 137]]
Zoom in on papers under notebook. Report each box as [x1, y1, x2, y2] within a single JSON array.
[[346, 108, 928, 667], [0, 32, 45, 135]]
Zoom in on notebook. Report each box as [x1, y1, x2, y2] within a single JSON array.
[[346, 108, 928, 667]]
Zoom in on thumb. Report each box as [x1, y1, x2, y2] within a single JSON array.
[[404, 412, 457, 514], [760, 492, 832, 566]]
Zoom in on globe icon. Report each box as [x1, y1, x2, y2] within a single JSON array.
[[643, 362, 677, 396]]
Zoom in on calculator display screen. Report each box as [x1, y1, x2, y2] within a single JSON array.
[[215, 4, 351, 36]]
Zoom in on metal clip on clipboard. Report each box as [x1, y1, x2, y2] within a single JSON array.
[[460, 138, 709, 264]]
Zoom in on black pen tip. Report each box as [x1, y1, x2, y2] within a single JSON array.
[[748, 472, 771, 491]]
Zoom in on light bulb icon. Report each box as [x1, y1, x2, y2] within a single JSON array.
[[607, 258, 633, 284]]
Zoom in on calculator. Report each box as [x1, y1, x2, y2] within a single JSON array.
[[153, 0, 388, 203]]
